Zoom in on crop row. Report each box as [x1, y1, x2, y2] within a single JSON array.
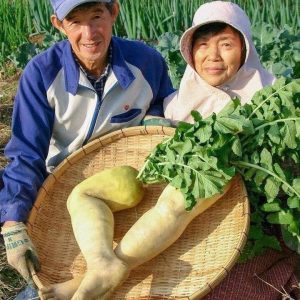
[[0, 0, 299, 82]]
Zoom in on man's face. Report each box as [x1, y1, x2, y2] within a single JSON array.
[[52, 3, 119, 72], [192, 26, 243, 87]]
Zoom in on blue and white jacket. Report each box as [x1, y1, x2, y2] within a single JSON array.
[[0, 36, 174, 222]]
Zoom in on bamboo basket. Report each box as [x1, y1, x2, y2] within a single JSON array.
[[27, 126, 250, 299]]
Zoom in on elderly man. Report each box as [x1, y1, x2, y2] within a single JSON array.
[[0, 0, 174, 294]]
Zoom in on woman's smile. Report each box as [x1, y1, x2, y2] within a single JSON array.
[[204, 67, 226, 74]]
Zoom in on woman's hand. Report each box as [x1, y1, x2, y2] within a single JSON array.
[[141, 116, 173, 127]]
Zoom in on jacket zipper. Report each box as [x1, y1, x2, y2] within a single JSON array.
[[83, 96, 102, 145], [82, 81, 118, 145]]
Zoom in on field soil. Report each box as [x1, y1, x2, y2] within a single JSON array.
[[0, 75, 19, 168], [0, 74, 26, 300]]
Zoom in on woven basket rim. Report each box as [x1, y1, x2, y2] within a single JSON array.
[[27, 125, 250, 299], [30, 126, 175, 211]]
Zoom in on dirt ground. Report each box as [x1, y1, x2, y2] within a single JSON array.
[[0, 74, 19, 168], [0, 75, 27, 300]]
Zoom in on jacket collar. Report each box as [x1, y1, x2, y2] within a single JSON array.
[[62, 41, 79, 95], [62, 37, 135, 95], [110, 36, 135, 89]]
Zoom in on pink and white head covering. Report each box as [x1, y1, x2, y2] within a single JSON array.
[[164, 1, 275, 124]]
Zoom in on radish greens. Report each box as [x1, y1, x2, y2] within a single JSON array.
[[138, 77, 300, 257]]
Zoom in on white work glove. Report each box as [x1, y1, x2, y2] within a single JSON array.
[[1, 222, 40, 283]]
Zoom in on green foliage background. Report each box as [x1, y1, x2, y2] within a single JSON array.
[[1, 0, 300, 82]]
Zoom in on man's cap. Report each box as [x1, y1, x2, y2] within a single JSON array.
[[50, 0, 112, 21]]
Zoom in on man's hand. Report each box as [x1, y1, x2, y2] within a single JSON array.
[[1, 222, 40, 283]]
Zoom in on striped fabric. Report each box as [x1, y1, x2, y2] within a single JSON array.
[[204, 243, 300, 300]]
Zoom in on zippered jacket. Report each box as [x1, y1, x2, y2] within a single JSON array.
[[0, 36, 174, 222]]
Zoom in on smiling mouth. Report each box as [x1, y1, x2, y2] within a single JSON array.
[[205, 68, 225, 75], [82, 42, 101, 48]]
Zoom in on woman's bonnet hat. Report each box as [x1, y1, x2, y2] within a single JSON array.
[[180, 1, 251, 66]]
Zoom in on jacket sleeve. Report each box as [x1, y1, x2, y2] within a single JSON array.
[[145, 53, 175, 117], [0, 60, 54, 223]]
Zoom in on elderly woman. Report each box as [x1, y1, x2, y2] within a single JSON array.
[[164, 1, 275, 122], [164, 1, 300, 300]]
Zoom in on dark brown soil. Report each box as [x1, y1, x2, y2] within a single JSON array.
[[0, 76, 17, 167], [0, 75, 26, 299]]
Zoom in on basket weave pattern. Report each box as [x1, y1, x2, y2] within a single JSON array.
[[27, 126, 249, 299]]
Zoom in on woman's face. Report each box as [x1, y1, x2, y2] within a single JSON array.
[[192, 26, 243, 86]]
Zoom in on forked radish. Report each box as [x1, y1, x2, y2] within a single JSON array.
[[39, 167, 232, 300]]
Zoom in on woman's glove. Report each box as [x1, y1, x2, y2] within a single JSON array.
[[141, 117, 173, 127], [1, 222, 40, 283]]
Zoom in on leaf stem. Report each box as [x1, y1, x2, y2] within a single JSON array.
[[248, 84, 288, 119], [232, 160, 300, 198], [137, 158, 151, 179], [157, 161, 203, 176], [254, 117, 300, 131], [137, 137, 173, 179], [141, 173, 172, 184], [241, 117, 300, 144]]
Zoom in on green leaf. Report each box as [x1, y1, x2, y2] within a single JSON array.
[[267, 124, 281, 144], [261, 201, 281, 212], [248, 226, 264, 239], [190, 110, 202, 122], [176, 121, 193, 133], [181, 139, 193, 156], [267, 210, 294, 224], [171, 175, 183, 189], [284, 79, 300, 94], [183, 169, 193, 189], [217, 98, 241, 116], [192, 175, 201, 199], [281, 225, 300, 253], [165, 145, 176, 163], [254, 170, 268, 186], [288, 196, 300, 209], [243, 168, 256, 181], [200, 174, 223, 198], [183, 193, 196, 211], [250, 211, 264, 224], [260, 148, 273, 170], [295, 120, 300, 138], [259, 235, 281, 251], [214, 115, 244, 134], [282, 121, 297, 149], [264, 177, 279, 199], [194, 125, 212, 143], [274, 163, 286, 181], [289, 220, 300, 235], [292, 178, 300, 194], [231, 138, 242, 156]]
